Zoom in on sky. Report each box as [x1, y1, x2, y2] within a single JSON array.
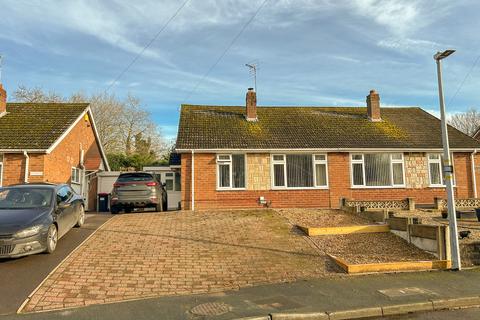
[[0, 0, 479, 141]]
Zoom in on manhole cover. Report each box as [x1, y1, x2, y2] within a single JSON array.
[[190, 302, 231, 316]]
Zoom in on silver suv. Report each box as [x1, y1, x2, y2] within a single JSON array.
[[110, 172, 167, 214]]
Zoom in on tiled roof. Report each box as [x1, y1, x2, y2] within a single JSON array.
[[0, 103, 88, 150], [176, 105, 480, 150]]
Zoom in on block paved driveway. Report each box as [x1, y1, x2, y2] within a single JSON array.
[[22, 210, 330, 313]]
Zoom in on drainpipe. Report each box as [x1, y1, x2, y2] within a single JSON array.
[[191, 150, 195, 211], [23, 151, 29, 183], [471, 149, 478, 198]]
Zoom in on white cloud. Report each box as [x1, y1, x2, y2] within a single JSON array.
[[377, 37, 449, 54]]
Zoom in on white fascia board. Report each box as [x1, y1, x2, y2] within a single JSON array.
[[175, 148, 479, 153], [86, 107, 111, 171], [0, 149, 46, 153]]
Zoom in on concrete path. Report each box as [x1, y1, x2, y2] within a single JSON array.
[[1, 269, 480, 320], [0, 214, 112, 315]]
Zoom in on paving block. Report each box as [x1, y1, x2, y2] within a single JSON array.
[[382, 302, 433, 316], [271, 312, 328, 320], [327, 307, 382, 319], [431, 296, 480, 310]]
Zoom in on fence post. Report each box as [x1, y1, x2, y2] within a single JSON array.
[[407, 197, 415, 211]]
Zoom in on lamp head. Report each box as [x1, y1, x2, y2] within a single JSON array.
[[434, 50, 456, 61]]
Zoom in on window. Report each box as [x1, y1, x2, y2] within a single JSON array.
[[272, 154, 328, 189], [351, 153, 405, 187], [217, 154, 246, 189], [175, 172, 181, 191], [56, 186, 72, 204], [428, 153, 455, 186], [0, 154, 3, 187], [71, 167, 80, 184]]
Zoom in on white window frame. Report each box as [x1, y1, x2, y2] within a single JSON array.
[[216, 154, 246, 190], [71, 167, 80, 184], [428, 153, 455, 187], [350, 153, 406, 188], [270, 153, 329, 190]]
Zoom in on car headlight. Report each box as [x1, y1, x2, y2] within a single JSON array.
[[14, 225, 43, 239]]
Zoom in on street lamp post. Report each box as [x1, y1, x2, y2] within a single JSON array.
[[434, 49, 461, 270]]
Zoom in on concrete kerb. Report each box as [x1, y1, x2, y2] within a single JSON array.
[[233, 296, 480, 320]]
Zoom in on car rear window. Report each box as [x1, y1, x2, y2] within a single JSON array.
[[117, 173, 154, 182]]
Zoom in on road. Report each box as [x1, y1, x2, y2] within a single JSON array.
[[374, 307, 480, 319], [0, 214, 111, 315]]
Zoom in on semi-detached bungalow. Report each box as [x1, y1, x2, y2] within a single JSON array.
[[0, 84, 110, 211], [175, 88, 480, 210]]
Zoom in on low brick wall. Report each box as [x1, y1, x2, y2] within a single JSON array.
[[435, 197, 480, 210], [342, 198, 415, 211]]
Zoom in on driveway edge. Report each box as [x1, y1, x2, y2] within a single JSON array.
[[16, 215, 115, 314], [237, 295, 480, 320]]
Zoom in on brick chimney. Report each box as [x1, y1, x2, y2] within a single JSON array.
[[366, 89, 381, 122], [0, 84, 6, 115], [245, 87, 257, 121]]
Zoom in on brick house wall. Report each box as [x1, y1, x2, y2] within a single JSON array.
[[0, 114, 102, 211], [181, 151, 480, 210], [43, 114, 100, 184]]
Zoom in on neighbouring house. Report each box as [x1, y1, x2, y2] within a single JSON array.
[[175, 88, 480, 210], [0, 84, 110, 211]]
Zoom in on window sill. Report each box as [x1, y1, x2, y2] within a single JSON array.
[[429, 185, 456, 188], [71, 181, 81, 185], [350, 185, 406, 189], [271, 187, 329, 190], [216, 188, 247, 191]]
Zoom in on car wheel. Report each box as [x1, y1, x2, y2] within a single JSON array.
[[45, 224, 58, 254], [75, 206, 85, 227], [125, 208, 132, 213], [110, 207, 119, 214]]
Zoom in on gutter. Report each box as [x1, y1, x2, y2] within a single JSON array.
[[175, 147, 480, 153], [191, 150, 195, 211], [472, 149, 478, 198], [23, 151, 29, 183]]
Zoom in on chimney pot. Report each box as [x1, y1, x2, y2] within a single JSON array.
[[0, 84, 6, 115], [366, 89, 381, 122], [245, 88, 257, 121]]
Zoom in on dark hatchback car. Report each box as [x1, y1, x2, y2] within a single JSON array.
[[110, 172, 167, 214], [0, 183, 85, 258]]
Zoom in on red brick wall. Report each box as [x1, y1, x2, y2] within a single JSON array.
[[44, 114, 100, 184], [181, 152, 478, 210], [2, 153, 45, 186]]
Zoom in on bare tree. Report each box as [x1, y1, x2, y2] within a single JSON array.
[[13, 85, 64, 103], [12, 85, 165, 157], [449, 107, 480, 136]]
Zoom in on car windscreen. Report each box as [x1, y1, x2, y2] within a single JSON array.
[[117, 173, 153, 182], [0, 187, 53, 209]]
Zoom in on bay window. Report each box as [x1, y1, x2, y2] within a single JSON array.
[[351, 153, 405, 187], [217, 154, 245, 189], [272, 154, 328, 189], [428, 153, 454, 186]]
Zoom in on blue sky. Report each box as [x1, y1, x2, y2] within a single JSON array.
[[0, 0, 479, 140]]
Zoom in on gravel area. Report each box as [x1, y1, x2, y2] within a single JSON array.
[[394, 209, 480, 244], [310, 232, 436, 264], [276, 208, 373, 227]]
